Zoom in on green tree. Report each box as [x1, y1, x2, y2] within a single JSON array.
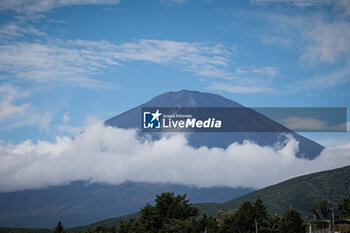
[[117, 192, 199, 233], [338, 198, 350, 218], [265, 214, 280, 232], [117, 218, 144, 233], [218, 199, 270, 233], [198, 214, 218, 233], [54, 221, 65, 233], [279, 206, 304, 233], [93, 225, 117, 233], [217, 209, 237, 233], [234, 199, 269, 233], [233, 201, 256, 232], [309, 200, 334, 219]]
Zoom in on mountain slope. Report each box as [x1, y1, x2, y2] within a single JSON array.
[[198, 165, 350, 217], [106, 90, 324, 159]]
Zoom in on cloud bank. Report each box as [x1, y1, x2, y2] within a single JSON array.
[[0, 121, 349, 192]]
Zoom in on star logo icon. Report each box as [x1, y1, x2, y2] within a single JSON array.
[[151, 109, 162, 122]]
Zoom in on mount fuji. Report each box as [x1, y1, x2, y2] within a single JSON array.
[[0, 90, 324, 228], [106, 90, 324, 159]]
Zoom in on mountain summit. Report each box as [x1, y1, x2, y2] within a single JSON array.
[[106, 90, 324, 159]]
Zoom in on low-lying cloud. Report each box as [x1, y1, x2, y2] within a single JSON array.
[[0, 121, 349, 192]]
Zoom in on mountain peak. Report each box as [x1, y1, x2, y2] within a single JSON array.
[[146, 89, 241, 108]]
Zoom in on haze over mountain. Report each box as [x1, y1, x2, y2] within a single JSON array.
[[106, 90, 324, 159], [0, 182, 251, 228]]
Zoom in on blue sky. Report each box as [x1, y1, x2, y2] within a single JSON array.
[[0, 0, 349, 145]]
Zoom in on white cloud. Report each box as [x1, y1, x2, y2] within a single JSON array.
[[0, 38, 233, 88], [334, 0, 350, 17], [252, 1, 350, 64], [291, 64, 350, 91], [0, 95, 30, 122], [300, 21, 350, 64], [39, 112, 52, 132], [312, 127, 350, 146], [0, 121, 349, 192], [236, 67, 278, 82], [0, 41, 120, 89], [160, 0, 187, 4], [209, 83, 274, 94], [251, 0, 332, 7], [0, 22, 46, 40], [254, 1, 350, 65], [63, 112, 70, 125], [0, 85, 55, 130], [0, 0, 120, 14], [250, 66, 278, 77], [207, 66, 278, 93], [252, 2, 350, 91], [259, 34, 293, 47], [0, 85, 30, 122], [54, 125, 83, 135]]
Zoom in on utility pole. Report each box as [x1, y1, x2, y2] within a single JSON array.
[[331, 206, 334, 233], [255, 218, 258, 233], [309, 223, 312, 233]]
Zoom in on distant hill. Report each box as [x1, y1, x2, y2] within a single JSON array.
[[198, 165, 350, 217], [69, 165, 350, 231]]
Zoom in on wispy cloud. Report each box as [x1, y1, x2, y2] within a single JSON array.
[[251, 0, 332, 7], [63, 112, 70, 125], [0, 85, 58, 131], [0, 0, 120, 14], [0, 22, 46, 40], [39, 112, 52, 132], [54, 125, 83, 135], [207, 66, 278, 93], [0, 34, 234, 88], [0, 85, 31, 122], [300, 21, 350, 64], [259, 34, 293, 47], [334, 0, 350, 17], [0, 41, 119, 89], [253, 0, 350, 64], [251, 0, 350, 92], [295, 65, 350, 91], [209, 82, 275, 94], [73, 39, 233, 77], [160, 0, 188, 4]]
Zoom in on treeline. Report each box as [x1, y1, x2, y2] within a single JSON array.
[[110, 192, 304, 233], [10, 192, 350, 233]]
